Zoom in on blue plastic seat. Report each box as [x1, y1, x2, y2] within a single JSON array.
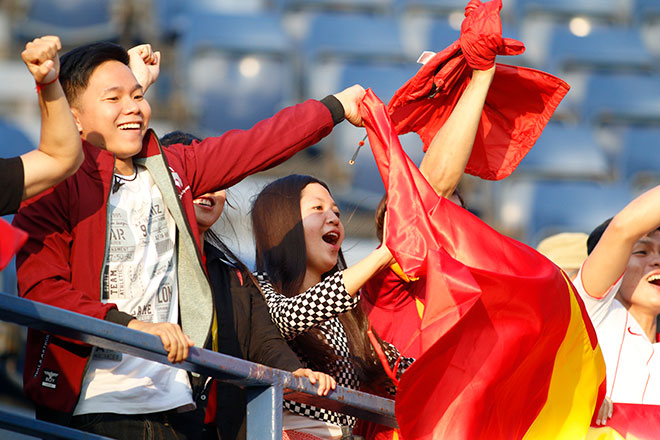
[[620, 127, 660, 185], [545, 26, 654, 74], [177, 12, 296, 134], [634, 0, 660, 24], [396, 0, 468, 15], [527, 180, 631, 245], [311, 61, 419, 159], [516, 0, 628, 24], [0, 118, 35, 159], [304, 13, 407, 63], [152, 0, 282, 41], [517, 124, 610, 180], [340, 62, 420, 104], [13, 0, 119, 46], [151, 0, 187, 40], [277, 0, 393, 14], [583, 73, 660, 126], [178, 12, 292, 66], [426, 19, 461, 51], [340, 131, 424, 212]]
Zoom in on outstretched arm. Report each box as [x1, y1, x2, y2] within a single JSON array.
[[583, 184, 660, 298], [20, 35, 83, 200], [418, 66, 495, 197], [342, 244, 394, 295]]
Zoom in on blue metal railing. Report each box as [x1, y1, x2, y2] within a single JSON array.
[[0, 292, 397, 439]]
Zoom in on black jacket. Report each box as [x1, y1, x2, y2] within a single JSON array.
[[203, 241, 302, 440]]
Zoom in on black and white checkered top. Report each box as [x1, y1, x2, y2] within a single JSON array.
[[255, 270, 414, 427]]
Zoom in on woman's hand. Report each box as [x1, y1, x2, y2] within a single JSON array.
[[293, 368, 337, 396]]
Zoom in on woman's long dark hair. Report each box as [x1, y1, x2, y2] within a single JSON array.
[[251, 174, 392, 390]]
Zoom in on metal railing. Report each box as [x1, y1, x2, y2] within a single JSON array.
[[0, 292, 397, 440]]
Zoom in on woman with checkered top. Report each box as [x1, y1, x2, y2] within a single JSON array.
[[252, 174, 413, 440]]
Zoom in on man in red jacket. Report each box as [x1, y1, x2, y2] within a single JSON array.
[[13, 40, 364, 439]]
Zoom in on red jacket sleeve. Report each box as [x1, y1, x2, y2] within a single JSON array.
[[170, 99, 334, 197], [13, 180, 117, 320]]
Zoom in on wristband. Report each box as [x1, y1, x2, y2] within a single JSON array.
[[35, 74, 59, 93]]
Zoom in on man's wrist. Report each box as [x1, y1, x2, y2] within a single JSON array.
[[320, 95, 345, 125], [105, 308, 135, 326]]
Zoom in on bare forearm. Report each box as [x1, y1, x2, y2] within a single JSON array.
[[20, 36, 83, 200], [38, 80, 82, 164], [584, 184, 660, 296], [341, 245, 393, 296], [419, 66, 495, 197], [22, 82, 82, 199]]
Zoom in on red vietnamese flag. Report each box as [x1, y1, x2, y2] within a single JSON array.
[[386, 0, 569, 181], [361, 89, 605, 439], [0, 217, 27, 271]]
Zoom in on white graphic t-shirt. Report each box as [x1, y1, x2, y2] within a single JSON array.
[[74, 166, 193, 415]]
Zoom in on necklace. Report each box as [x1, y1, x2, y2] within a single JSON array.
[[112, 169, 138, 193]]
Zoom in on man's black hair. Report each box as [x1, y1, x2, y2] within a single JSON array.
[[59, 41, 129, 105], [587, 217, 613, 255], [160, 131, 202, 147]]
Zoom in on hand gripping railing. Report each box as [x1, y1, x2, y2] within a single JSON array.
[[0, 292, 397, 440]]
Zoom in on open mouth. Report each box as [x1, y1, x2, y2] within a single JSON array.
[[118, 122, 141, 130], [322, 231, 339, 246], [647, 274, 660, 286]]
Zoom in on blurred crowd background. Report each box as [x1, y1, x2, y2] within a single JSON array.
[[1, 0, 660, 431]]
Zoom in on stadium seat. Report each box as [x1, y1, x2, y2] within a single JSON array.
[[338, 131, 424, 212], [583, 73, 660, 126], [516, 123, 610, 180], [304, 13, 408, 63], [515, 0, 629, 24], [545, 26, 654, 74], [277, 0, 393, 14], [13, 0, 120, 47], [396, 0, 468, 16], [0, 117, 35, 159], [497, 180, 632, 246], [307, 61, 419, 159], [634, 0, 660, 24], [426, 19, 461, 51], [177, 12, 296, 134], [340, 62, 420, 104], [620, 127, 660, 186]]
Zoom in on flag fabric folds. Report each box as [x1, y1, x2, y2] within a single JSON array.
[[386, 0, 569, 181], [586, 403, 660, 440], [361, 89, 606, 439], [0, 217, 26, 271]]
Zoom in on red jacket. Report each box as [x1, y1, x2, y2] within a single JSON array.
[[13, 99, 336, 415]]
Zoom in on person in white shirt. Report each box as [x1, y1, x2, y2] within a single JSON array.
[[574, 184, 660, 425]]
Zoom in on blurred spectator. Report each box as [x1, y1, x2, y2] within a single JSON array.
[[536, 232, 588, 281]]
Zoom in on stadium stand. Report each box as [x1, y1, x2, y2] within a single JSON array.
[[12, 0, 120, 48], [515, 123, 610, 181], [176, 11, 295, 134]]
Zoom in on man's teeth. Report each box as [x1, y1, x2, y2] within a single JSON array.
[[648, 274, 660, 283], [118, 123, 140, 130], [194, 199, 212, 207]]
